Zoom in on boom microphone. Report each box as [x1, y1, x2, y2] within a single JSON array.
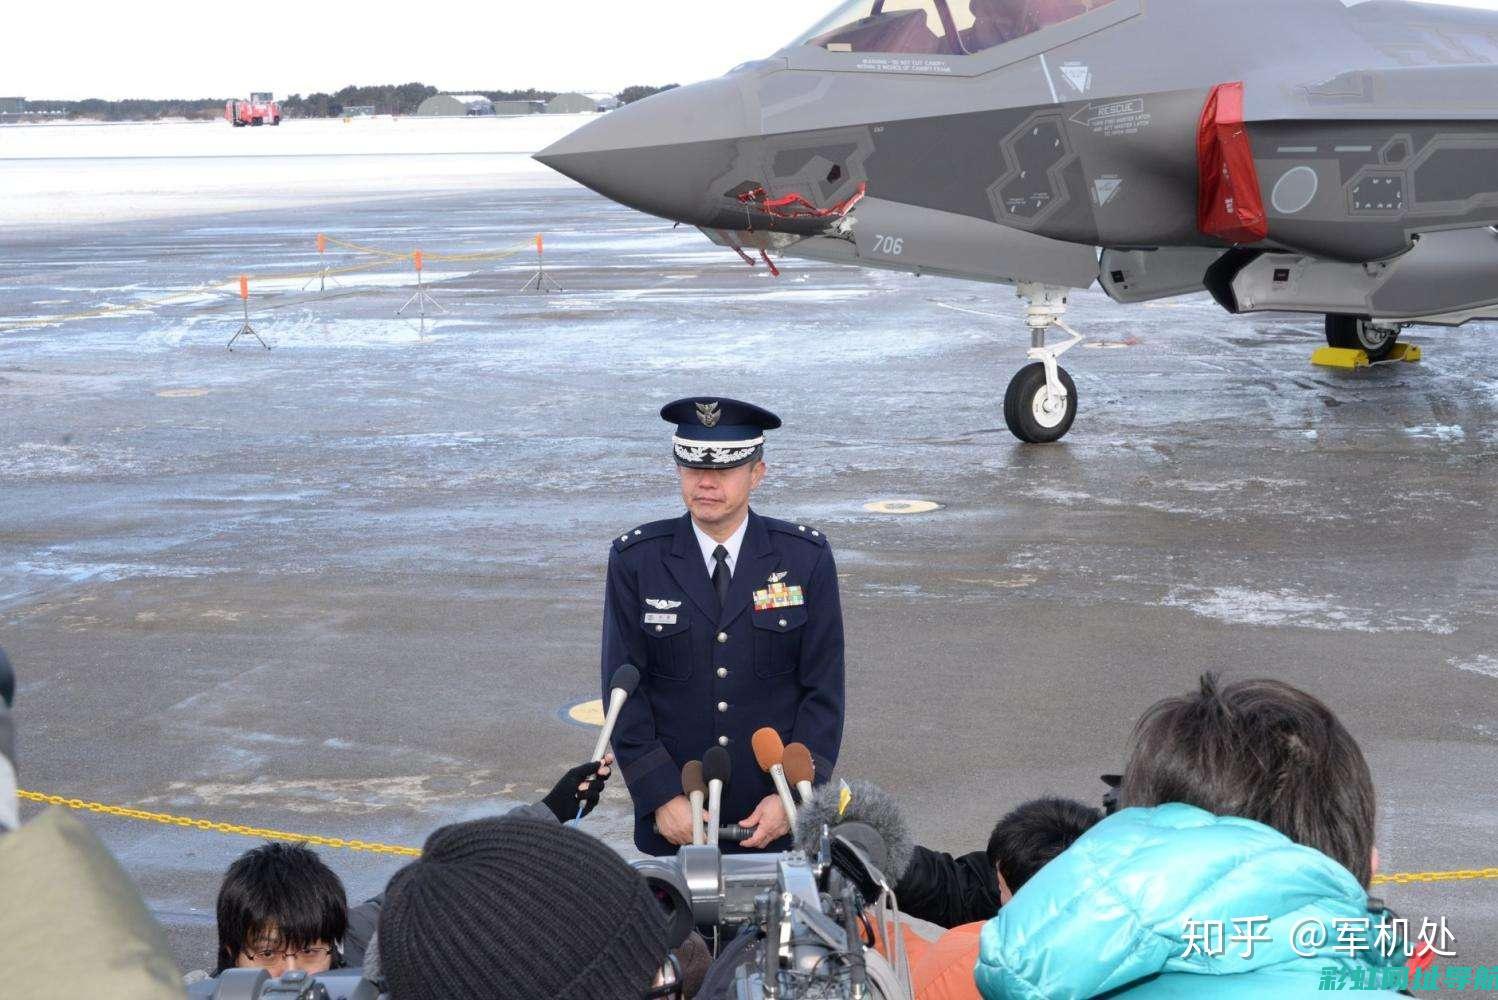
[[703, 745, 731, 847], [592, 664, 641, 762], [793, 779, 915, 883], [682, 760, 707, 846], [752, 727, 798, 828], [782, 742, 815, 803]]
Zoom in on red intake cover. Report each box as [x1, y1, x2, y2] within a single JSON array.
[[1197, 82, 1268, 244]]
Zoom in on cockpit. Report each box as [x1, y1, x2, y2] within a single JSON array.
[[791, 0, 1118, 56]]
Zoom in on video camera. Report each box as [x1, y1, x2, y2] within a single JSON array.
[[634, 835, 913, 1000], [190, 837, 908, 1000], [188, 968, 374, 1000]]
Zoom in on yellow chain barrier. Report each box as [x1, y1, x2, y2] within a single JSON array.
[[0, 233, 539, 332], [17, 789, 420, 858], [16, 788, 1498, 881], [1373, 868, 1498, 887]]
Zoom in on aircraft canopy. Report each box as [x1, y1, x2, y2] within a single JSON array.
[[792, 0, 1117, 56]]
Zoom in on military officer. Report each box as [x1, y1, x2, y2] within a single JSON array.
[[601, 397, 846, 855]]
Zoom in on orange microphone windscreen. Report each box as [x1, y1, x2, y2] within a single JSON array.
[[752, 727, 785, 772], [782, 743, 815, 787], [682, 760, 706, 799]]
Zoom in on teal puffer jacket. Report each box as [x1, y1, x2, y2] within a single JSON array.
[[975, 804, 1405, 999]]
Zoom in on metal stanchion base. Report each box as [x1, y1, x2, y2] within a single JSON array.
[[227, 322, 270, 351], [396, 290, 446, 316], [520, 269, 563, 293]]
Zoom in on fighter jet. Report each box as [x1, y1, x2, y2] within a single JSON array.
[[538, 0, 1498, 443]]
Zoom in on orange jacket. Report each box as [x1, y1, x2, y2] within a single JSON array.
[[867, 911, 984, 1000], [911, 922, 984, 1000]]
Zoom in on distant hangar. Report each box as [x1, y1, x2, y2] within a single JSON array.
[[546, 93, 621, 114], [415, 94, 496, 117]]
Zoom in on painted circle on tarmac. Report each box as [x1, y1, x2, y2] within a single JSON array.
[[156, 388, 210, 398], [863, 499, 943, 515], [566, 699, 605, 727], [1272, 166, 1319, 215]]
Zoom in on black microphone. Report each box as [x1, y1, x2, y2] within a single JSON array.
[[703, 746, 731, 847], [592, 664, 641, 761]]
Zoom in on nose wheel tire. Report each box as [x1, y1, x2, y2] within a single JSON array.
[[1004, 362, 1078, 443], [1326, 314, 1400, 362]]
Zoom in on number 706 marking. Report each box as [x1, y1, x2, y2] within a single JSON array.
[[872, 235, 904, 256]]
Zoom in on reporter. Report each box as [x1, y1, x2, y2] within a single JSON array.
[[378, 814, 674, 1000], [211, 842, 348, 978], [975, 675, 1404, 999], [343, 755, 614, 968]]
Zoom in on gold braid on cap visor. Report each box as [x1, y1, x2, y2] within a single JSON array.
[[672, 435, 764, 466]]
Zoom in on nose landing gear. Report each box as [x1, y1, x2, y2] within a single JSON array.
[[1004, 283, 1082, 444]]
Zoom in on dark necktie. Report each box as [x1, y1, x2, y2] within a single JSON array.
[[712, 545, 731, 610]]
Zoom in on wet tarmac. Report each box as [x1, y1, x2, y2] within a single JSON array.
[[3, 171, 1496, 980]]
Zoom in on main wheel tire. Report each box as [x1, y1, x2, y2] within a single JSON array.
[[1004, 362, 1078, 444], [1326, 314, 1399, 362]]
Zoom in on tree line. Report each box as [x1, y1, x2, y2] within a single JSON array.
[[21, 83, 680, 122]]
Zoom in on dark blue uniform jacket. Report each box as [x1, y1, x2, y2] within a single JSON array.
[[602, 510, 845, 856]]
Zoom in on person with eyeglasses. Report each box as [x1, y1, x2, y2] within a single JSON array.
[[211, 841, 349, 979]]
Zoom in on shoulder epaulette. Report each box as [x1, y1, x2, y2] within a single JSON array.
[[613, 519, 676, 551], [763, 517, 829, 547]]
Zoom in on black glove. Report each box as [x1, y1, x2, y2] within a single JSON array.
[[542, 760, 611, 823]]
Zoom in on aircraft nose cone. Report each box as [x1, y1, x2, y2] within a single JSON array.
[[535, 78, 754, 227]]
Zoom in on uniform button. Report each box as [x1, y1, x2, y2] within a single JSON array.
[[633, 529, 642, 535], [620, 535, 629, 542], [812, 531, 820, 537], [718, 735, 730, 746], [717, 667, 728, 679], [798, 525, 806, 532], [716, 632, 728, 644], [778, 618, 787, 628], [655, 625, 663, 632], [717, 701, 728, 712]]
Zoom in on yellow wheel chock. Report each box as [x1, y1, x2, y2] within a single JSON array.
[[1311, 343, 1422, 369]]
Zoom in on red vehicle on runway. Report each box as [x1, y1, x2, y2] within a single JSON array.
[[225, 92, 280, 127]]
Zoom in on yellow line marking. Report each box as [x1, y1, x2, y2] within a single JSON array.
[[568, 699, 606, 727], [864, 499, 943, 515]]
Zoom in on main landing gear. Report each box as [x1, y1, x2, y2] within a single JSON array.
[[1324, 314, 1403, 362], [1003, 283, 1081, 444]]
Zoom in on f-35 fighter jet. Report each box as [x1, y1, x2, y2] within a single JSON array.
[[538, 0, 1498, 442]]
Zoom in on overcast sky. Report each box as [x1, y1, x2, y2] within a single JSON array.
[[8, 0, 1498, 101], [3, 0, 816, 101]]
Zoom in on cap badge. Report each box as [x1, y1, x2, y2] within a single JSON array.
[[696, 401, 722, 428]]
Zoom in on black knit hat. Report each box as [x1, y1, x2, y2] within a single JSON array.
[[378, 815, 669, 1000]]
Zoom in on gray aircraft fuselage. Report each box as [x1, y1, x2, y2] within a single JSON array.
[[538, 0, 1498, 441], [540, 0, 1498, 319]]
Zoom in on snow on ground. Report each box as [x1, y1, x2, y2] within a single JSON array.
[[0, 115, 584, 228]]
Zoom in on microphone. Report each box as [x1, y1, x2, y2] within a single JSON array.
[[793, 779, 915, 884], [752, 727, 798, 828], [782, 742, 815, 803], [703, 746, 731, 847], [681, 761, 707, 846], [591, 664, 641, 762], [717, 824, 755, 843]]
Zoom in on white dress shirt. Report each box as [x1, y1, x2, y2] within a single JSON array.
[[691, 514, 748, 579]]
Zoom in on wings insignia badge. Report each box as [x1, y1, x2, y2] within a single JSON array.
[[768, 571, 788, 584], [645, 598, 683, 610]]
